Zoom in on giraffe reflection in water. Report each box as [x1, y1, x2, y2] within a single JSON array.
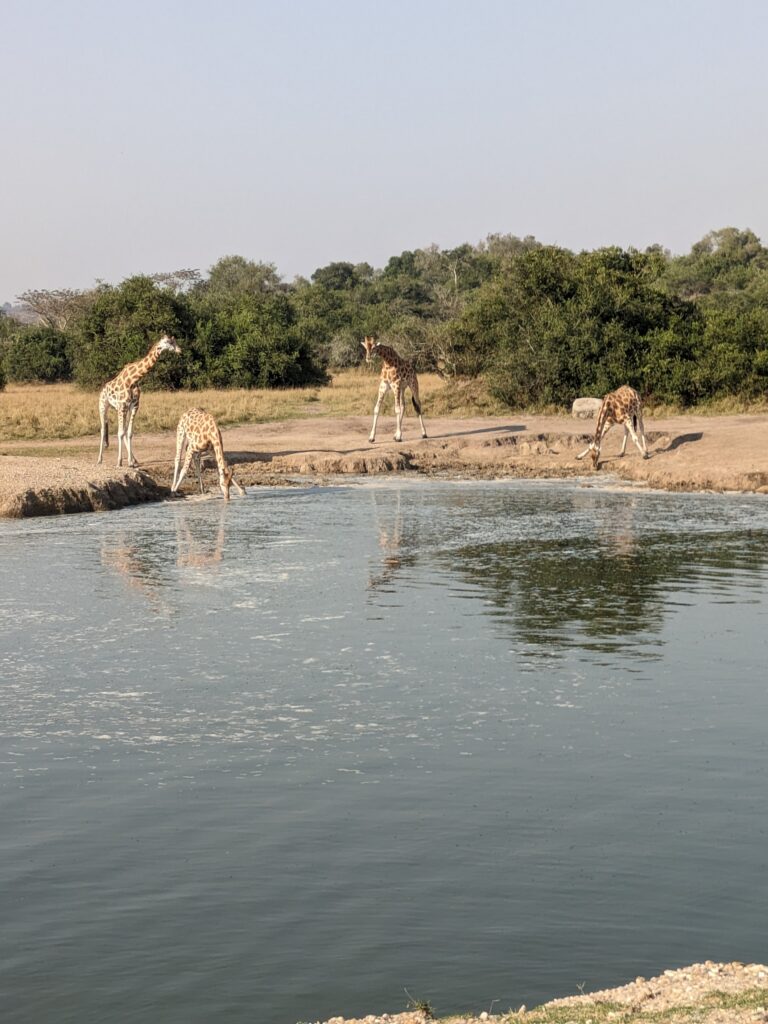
[[100, 530, 173, 615], [367, 488, 420, 593], [175, 506, 227, 569], [100, 506, 229, 610]]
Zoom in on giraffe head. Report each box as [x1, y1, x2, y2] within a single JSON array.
[[156, 334, 182, 355], [220, 467, 235, 502], [361, 336, 378, 363]]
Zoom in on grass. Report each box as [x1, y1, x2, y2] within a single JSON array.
[[0, 370, 507, 443], [3, 371, 768, 445], [428, 986, 768, 1022]]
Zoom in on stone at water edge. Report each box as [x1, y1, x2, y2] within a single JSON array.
[[572, 397, 603, 419]]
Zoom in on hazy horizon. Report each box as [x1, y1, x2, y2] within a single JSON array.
[[3, 0, 768, 300]]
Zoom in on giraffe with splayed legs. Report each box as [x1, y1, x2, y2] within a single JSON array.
[[171, 408, 246, 501], [361, 336, 427, 443], [576, 385, 649, 469], [97, 334, 181, 467]]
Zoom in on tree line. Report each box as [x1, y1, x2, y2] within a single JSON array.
[[2, 226, 767, 407]]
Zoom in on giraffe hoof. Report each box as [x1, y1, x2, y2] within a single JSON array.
[[368, 437, 376, 444]]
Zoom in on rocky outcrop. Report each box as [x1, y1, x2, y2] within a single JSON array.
[[571, 396, 603, 418]]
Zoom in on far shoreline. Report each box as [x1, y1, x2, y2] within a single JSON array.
[[3, 411, 768, 518]]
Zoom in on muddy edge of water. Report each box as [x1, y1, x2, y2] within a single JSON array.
[[4, 413, 768, 517]]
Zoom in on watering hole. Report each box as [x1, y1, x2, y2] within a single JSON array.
[[1, 479, 767, 1022]]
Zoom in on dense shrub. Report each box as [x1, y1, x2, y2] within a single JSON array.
[[4, 326, 72, 383], [10, 225, 768, 407]]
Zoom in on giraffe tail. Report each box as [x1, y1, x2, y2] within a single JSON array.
[[412, 395, 422, 415]]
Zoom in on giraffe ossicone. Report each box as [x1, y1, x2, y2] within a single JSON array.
[[361, 335, 427, 443], [171, 408, 246, 502], [97, 334, 181, 467], [576, 385, 650, 469]]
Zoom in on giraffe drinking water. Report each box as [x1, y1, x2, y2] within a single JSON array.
[[576, 385, 650, 469], [171, 408, 246, 501]]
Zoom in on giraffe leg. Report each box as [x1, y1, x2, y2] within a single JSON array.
[[635, 408, 650, 457], [173, 445, 197, 493], [116, 405, 128, 467], [195, 452, 205, 494], [619, 424, 629, 457], [589, 421, 613, 469], [171, 432, 188, 492], [626, 413, 649, 458], [212, 428, 245, 499], [394, 385, 405, 441], [369, 380, 389, 443], [97, 392, 109, 464], [576, 423, 611, 462], [218, 464, 246, 500], [125, 391, 140, 467], [411, 379, 427, 438]]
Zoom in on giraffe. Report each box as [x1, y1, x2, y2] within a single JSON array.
[[576, 385, 650, 469], [171, 408, 246, 501], [361, 336, 427, 443], [97, 334, 181, 467]]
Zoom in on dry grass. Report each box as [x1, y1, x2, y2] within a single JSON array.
[[0, 370, 506, 442], [3, 372, 761, 444]]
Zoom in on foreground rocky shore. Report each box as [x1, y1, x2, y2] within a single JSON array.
[[314, 962, 768, 1024], [3, 411, 768, 516]]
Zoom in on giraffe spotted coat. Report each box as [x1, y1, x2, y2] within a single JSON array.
[[576, 385, 649, 469], [97, 334, 181, 467], [361, 336, 427, 443], [171, 408, 245, 502]]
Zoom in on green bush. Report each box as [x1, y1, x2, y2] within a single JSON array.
[[4, 326, 72, 383]]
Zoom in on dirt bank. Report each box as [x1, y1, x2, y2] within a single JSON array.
[[0, 455, 168, 517], [2, 411, 768, 517], [314, 962, 768, 1023]]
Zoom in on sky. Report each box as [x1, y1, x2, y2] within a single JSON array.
[[3, 0, 768, 300]]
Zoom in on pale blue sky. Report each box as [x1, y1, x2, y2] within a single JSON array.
[[2, 0, 767, 299]]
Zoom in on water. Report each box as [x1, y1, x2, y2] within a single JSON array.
[[1, 480, 767, 1023]]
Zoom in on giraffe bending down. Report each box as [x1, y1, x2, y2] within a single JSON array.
[[97, 334, 181, 467], [171, 408, 246, 501], [576, 385, 649, 469], [361, 335, 427, 443]]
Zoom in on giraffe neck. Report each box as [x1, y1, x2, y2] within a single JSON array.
[[374, 344, 402, 367], [119, 344, 163, 387]]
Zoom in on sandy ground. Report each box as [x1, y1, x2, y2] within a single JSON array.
[[2, 410, 768, 516]]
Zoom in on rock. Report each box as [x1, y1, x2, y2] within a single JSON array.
[[572, 397, 603, 419]]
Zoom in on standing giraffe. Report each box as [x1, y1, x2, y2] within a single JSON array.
[[361, 336, 427, 443], [171, 408, 246, 501], [576, 385, 649, 469], [97, 334, 181, 467]]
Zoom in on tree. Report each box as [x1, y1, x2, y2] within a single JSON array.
[[198, 256, 283, 300], [4, 326, 72, 383], [16, 288, 93, 330], [149, 268, 202, 294], [69, 276, 191, 389]]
